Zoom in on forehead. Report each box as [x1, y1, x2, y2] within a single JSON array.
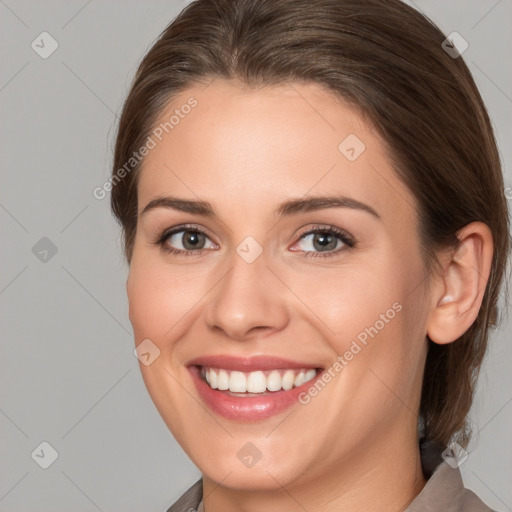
[[137, 80, 416, 223]]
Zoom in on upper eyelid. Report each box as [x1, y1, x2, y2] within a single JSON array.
[[159, 224, 354, 249], [160, 223, 215, 240], [296, 224, 352, 238]]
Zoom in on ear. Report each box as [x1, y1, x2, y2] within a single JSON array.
[[427, 222, 493, 345]]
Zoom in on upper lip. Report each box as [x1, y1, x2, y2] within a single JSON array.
[[187, 355, 321, 372]]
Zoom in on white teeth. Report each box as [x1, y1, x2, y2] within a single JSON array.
[[217, 369, 229, 390], [208, 368, 217, 389], [266, 370, 282, 392], [247, 371, 267, 393], [294, 371, 305, 387], [202, 366, 318, 394], [305, 369, 316, 382], [229, 371, 247, 392], [282, 370, 295, 390]]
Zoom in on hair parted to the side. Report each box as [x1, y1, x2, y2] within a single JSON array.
[[111, 0, 510, 450]]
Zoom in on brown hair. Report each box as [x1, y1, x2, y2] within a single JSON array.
[[111, 0, 510, 449]]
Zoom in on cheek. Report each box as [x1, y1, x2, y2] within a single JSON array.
[[286, 260, 408, 338], [127, 257, 206, 344], [126, 258, 207, 442], [287, 253, 428, 387], [289, 262, 427, 442]]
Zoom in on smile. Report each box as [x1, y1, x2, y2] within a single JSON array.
[[187, 356, 323, 421], [201, 367, 318, 394]]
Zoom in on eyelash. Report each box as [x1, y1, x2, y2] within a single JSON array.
[[153, 224, 356, 258], [296, 225, 356, 258]]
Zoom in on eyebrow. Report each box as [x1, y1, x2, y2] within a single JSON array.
[[140, 195, 380, 219]]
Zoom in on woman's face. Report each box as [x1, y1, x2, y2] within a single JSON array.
[[127, 80, 431, 490]]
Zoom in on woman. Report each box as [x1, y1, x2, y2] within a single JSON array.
[[111, 0, 509, 510]]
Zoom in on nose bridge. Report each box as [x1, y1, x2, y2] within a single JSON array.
[[205, 241, 289, 339]]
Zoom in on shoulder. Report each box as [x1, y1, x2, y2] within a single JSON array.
[[164, 479, 203, 512], [407, 461, 496, 512]]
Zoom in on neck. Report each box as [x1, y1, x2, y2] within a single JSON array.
[[202, 427, 427, 512]]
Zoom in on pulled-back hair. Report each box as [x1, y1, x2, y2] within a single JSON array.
[[111, 0, 510, 449]]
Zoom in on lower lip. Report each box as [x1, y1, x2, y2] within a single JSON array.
[[189, 366, 320, 421]]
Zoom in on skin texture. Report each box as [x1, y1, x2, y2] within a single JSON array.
[[126, 80, 493, 512]]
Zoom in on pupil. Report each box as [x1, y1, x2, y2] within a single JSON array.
[[183, 231, 204, 250], [313, 232, 336, 251]]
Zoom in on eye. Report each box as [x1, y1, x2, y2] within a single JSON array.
[[291, 225, 355, 257], [154, 224, 355, 257], [156, 225, 217, 255]]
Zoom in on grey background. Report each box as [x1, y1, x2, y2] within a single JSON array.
[[0, 1, 510, 511]]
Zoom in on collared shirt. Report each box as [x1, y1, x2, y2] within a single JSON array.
[[165, 458, 496, 512]]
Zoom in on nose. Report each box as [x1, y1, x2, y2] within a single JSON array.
[[204, 249, 289, 341]]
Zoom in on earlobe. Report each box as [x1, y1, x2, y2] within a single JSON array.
[[427, 222, 493, 345]]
